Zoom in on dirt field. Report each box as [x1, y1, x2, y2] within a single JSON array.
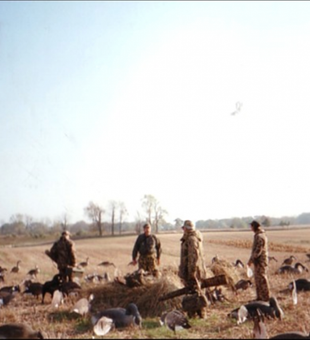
[[0, 228, 310, 338]]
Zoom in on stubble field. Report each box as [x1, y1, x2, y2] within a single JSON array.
[[1, 227, 310, 339]]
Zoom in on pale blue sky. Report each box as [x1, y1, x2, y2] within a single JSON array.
[[1, 1, 310, 225]]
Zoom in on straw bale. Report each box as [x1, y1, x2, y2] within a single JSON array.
[[210, 257, 241, 290], [86, 271, 184, 318]]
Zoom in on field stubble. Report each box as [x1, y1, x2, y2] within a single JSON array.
[[0, 228, 310, 338]]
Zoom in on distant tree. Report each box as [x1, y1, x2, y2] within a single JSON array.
[[174, 218, 183, 230], [141, 194, 167, 233], [84, 201, 105, 236], [135, 211, 144, 235], [118, 201, 128, 235], [261, 216, 271, 227], [141, 194, 155, 224], [153, 201, 168, 234], [108, 200, 117, 236]]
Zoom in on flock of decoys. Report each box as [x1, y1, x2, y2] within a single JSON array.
[[0, 252, 310, 338]]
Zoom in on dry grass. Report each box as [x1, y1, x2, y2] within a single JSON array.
[[0, 228, 310, 338]]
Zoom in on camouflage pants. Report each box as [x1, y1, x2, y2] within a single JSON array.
[[138, 254, 158, 276], [58, 265, 73, 282], [254, 264, 270, 301]]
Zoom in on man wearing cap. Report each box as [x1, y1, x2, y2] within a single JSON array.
[[179, 220, 207, 291], [247, 220, 270, 301], [45, 230, 76, 282], [132, 223, 162, 277]]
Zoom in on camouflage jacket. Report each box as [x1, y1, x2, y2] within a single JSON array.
[[179, 230, 207, 282], [249, 228, 269, 267], [132, 233, 162, 260], [48, 236, 76, 269]]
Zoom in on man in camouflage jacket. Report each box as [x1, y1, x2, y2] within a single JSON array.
[[179, 220, 207, 291], [247, 220, 270, 301], [45, 230, 76, 282], [132, 223, 162, 277]]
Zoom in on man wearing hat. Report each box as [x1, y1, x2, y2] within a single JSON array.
[[179, 220, 207, 292], [45, 230, 77, 282], [131, 223, 162, 277], [247, 220, 270, 301]]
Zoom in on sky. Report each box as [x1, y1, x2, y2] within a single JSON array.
[[1, 1, 310, 225]]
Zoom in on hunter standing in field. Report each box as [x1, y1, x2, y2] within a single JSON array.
[[247, 220, 270, 301], [179, 220, 207, 292], [45, 230, 77, 282], [131, 223, 162, 277]]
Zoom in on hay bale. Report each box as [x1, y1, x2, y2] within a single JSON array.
[[86, 272, 184, 318], [210, 257, 241, 290]]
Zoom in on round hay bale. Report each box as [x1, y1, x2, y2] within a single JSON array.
[[210, 257, 241, 290], [87, 272, 184, 318]]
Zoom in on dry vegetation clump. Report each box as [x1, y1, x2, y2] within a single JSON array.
[[210, 257, 241, 290], [87, 272, 183, 318]]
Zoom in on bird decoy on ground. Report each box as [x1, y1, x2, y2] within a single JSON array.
[[0, 291, 16, 307], [228, 296, 284, 324], [93, 316, 114, 336], [282, 255, 296, 266], [269, 332, 310, 339], [288, 278, 310, 292], [0, 323, 44, 339], [268, 256, 278, 263], [291, 280, 298, 305], [234, 279, 253, 294], [0, 274, 4, 283], [0, 266, 8, 274], [252, 308, 268, 338], [276, 262, 308, 275], [159, 310, 191, 335], [78, 257, 89, 269], [51, 290, 64, 309], [10, 261, 21, 273], [306, 254, 310, 262], [0, 285, 20, 294], [72, 294, 94, 316], [27, 265, 40, 279], [85, 272, 110, 284], [91, 303, 142, 329], [98, 261, 115, 268], [233, 259, 245, 268], [22, 281, 43, 300]]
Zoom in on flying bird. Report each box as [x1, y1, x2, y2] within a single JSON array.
[[231, 101, 242, 116]]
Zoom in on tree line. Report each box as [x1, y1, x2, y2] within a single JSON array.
[[1, 194, 310, 238]]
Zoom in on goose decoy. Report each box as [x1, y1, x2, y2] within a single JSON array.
[[282, 255, 296, 266], [0, 266, 8, 273], [0, 323, 43, 339], [72, 294, 94, 316], [78, 257, 89, 269], [10, 261, 21, 273], [268, 256, 278, 263], [291, 280, 298, 305], [51, 290, 64, 309], [98, 261, 115, 268], [0, 291, 16, 307], [289, 278, 310, 292], [306, 254, 310, 262], [252, 309, 310, 339], [233, 259, 245, 268], [252, 308, 268, 339], [93, 316, 114, 336], [235, 279, 253, 293], [27, 265, 40, 279], [276, 262, 308, 275], [159, 310, 191, 335], [91, 303, 142, 329], [228, 297, 284, 323]]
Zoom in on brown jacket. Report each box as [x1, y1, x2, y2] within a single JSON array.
[[249, 228, 268, 267], [179, 229, 207, 284], [47, 236, 76, 269]]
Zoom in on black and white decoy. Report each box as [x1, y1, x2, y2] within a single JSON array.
[[228, 297, 284, 323], [27, 265, 40, 279], [234, 279, 253, 293], [91, 303, 142, 329], [159, 310, 191, 334], [282, 255, 296, 266], [276, 262, 308, 275], [289, 278, 310, 292]]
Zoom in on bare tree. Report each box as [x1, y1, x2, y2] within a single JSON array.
[[108, 200, 118, 236], [153, 201, 168, 234], [135, 211, 143, 235], [118, 201, 128, 235], [141, 194, 156, 224], [84, 201, 105, 236]]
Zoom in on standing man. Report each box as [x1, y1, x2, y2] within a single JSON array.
[[132, 223, 162, 277], [179, 220, 207, 291], [247, 220, 270, 301], [45, 230, 77, 282]]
